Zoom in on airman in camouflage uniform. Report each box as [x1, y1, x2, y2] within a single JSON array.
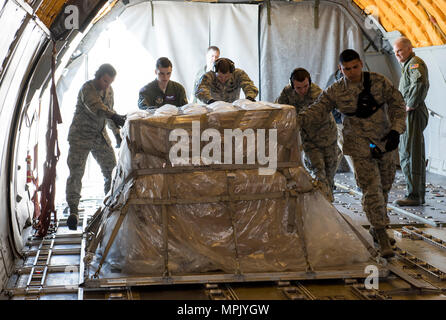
[[192, 46, 220, 103], [66, 64, 126, 230], [393, 37, 429, 206], [195, 58, 258, 104], [297, 50, 406, 258], [277, 68, 338, 201]]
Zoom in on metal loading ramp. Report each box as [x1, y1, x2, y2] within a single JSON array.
[[81, 101, 386, 289]]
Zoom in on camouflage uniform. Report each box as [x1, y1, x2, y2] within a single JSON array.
[[398, 53, 429, 202], [277, 83, 339, 201], [195, 68, 258, 103], [326, 70, 355, 173], [192, 65, 207, 103], [66, 80, 120, 214], [138, 80, 188, 110], [298, 72, 406, 229]]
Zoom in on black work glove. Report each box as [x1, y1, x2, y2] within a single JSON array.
[[246, 96, 256, 102], [114, 134, 122, 148], [207, 99, 217, 105], [111, 113, 126, 128], [381, 130, 400, 152]]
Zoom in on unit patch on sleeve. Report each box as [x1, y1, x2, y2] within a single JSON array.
[[409, 63, 419, 69]]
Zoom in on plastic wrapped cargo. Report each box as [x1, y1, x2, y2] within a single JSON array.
[[116, 104, 298, 172], [94, 171, 310, 275], [301, 192, 371, 268], [87, 102, 372, 278]]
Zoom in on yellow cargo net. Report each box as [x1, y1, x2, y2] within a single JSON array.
[[354, 0, 446, 47]]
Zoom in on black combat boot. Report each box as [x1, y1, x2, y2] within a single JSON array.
[[369, 226, 396, 246], [67, 214, 78, 230], [65, 207, 79, 230], [374, 228, 395, 258]]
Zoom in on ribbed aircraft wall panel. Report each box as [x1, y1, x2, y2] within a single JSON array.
[[0, 20, 46, 291], [414, 46, 446, 177], [0, 0, 7, 11], [0, 1, 27, 76]]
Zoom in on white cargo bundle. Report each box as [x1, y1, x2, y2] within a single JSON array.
[[233, 98, 273, 110], [153, 104, 179, 116], [207, 100, 237, 113], [180, 103, 208, 115]]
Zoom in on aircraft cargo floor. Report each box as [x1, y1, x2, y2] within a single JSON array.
[[3, 169, 446, 301]]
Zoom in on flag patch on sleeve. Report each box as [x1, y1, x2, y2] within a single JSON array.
[[410, 63, 419, 69]]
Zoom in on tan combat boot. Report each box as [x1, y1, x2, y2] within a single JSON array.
[[374, 228, 395, 258], [369, 226, 396, 246], [393, 197, 421, 206]]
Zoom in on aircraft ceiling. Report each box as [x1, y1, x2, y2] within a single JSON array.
[[28, 0, 446, 47]]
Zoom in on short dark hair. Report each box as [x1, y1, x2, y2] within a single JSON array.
[[290, 68, 310, 82], [94, 63, 116, 80], [207, 46, 220, 53], [339, 49, 361, 64], [156, 57, 172, 69]]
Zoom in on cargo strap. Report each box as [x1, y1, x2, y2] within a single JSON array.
[[35, 40, 62, 237], [265, 0, 271, 26], [314, 0, 319, 29]]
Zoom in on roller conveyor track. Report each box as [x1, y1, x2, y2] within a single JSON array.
[[394, 247, 446, 281], [402, 226, 446, 251], [334, 171, 446, 227]]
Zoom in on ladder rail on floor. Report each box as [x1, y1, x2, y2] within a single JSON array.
[[7, 203, 97, 300]]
